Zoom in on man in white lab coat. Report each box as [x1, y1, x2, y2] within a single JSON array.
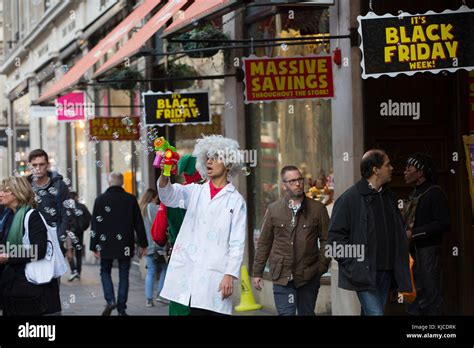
[[157, 135, 247, 315]]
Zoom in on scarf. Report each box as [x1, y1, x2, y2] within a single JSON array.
[[6, 205, 31, 246]]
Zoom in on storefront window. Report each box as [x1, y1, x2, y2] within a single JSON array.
[[247, 7, 334, 274], [12, 93, 30, 175], [43, 115, 59, 172], [95, 88, 139, 195], [0, 106, 8, 179]]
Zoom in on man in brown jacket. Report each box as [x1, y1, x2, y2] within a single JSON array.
[[252, 165, 330, 315]]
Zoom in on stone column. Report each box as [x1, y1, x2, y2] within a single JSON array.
[[223, 10, 247, 304], [329, 0, 364, 315]]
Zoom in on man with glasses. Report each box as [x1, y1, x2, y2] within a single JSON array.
[[252, 165, 330, 315]]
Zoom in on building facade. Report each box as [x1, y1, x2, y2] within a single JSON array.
[[1, 0, 473, 315]]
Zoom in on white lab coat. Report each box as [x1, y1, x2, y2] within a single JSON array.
[[157, 179, 247, 315]]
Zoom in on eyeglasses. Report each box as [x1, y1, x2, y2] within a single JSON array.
[[282, 178, 304, 186]]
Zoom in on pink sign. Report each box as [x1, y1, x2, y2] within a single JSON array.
[[56, 92, 89, 121]]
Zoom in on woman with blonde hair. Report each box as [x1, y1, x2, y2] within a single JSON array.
[[0, 176, 61, 315], [138, 188, 166, 307]]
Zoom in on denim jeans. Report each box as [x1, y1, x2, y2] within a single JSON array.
[[145, 255, 156, 300], [357, 271, 392, 316], [272, 273, 321, 316], [157, 262, 167, 295], [100, 258, 130, 313]]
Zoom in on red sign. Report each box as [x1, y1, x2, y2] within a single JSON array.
[[242, 55, 334, 103], [56, 92, 88, 122], [89, 117, 140, 141]]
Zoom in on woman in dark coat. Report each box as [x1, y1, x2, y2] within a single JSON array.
[[0, 176, 61, 316]]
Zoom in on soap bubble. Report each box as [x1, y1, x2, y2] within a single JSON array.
[[5, 127, 13, 136], [96, 216, 103, 222], [96, 161, 103, 168], [281, 43, 288, 51], [105, 206, 111, 213], [241, 167, 251, 176], [63, 199, 76, 209]]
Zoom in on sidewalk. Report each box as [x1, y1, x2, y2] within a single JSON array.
[[60, 262, 275, 316], [59, 261, 169, 316]]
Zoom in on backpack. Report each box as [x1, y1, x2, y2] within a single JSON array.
[[74, 202, 91, 232], [402, 185, 443, 229], [151, 203, 168, 246]]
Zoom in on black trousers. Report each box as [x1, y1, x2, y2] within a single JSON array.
[[407, 245, 442, 315], [68, 232, 84, 274]]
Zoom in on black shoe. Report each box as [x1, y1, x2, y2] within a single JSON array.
[[102, 303, 117, 316], [118, 311, 128, 316]]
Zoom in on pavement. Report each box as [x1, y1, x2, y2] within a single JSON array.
[[59, 261, 275, 316], [59, 260, 169, 316]]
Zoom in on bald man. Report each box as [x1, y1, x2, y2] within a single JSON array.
[[90, 172, 148, 316], [328, 149, 411, 315]]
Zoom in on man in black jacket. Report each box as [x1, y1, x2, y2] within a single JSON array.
[[90, 172, 147, 316], [27, 149, 74, 252], [328, 149, 411, 315], [403, 153, 450, 315], [67, 192, 92, 281]]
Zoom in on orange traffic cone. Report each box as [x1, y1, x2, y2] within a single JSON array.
[[235, 265, 263, 312]]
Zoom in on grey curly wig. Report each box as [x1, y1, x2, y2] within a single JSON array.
[[192, 134, 243, 180]]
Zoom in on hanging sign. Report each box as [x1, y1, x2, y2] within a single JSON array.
[[30, 106, 56, 118], [242, 55, 334, 103], [142, 91, 211, 126], [88, 117, 140, 141], [56, 92, 93, 121], [358, 6, 474, 79]]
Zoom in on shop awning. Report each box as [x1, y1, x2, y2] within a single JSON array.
[[162, 0, 241, 37], [94, 0, 187, 77], [36, 0, 163, 103]]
